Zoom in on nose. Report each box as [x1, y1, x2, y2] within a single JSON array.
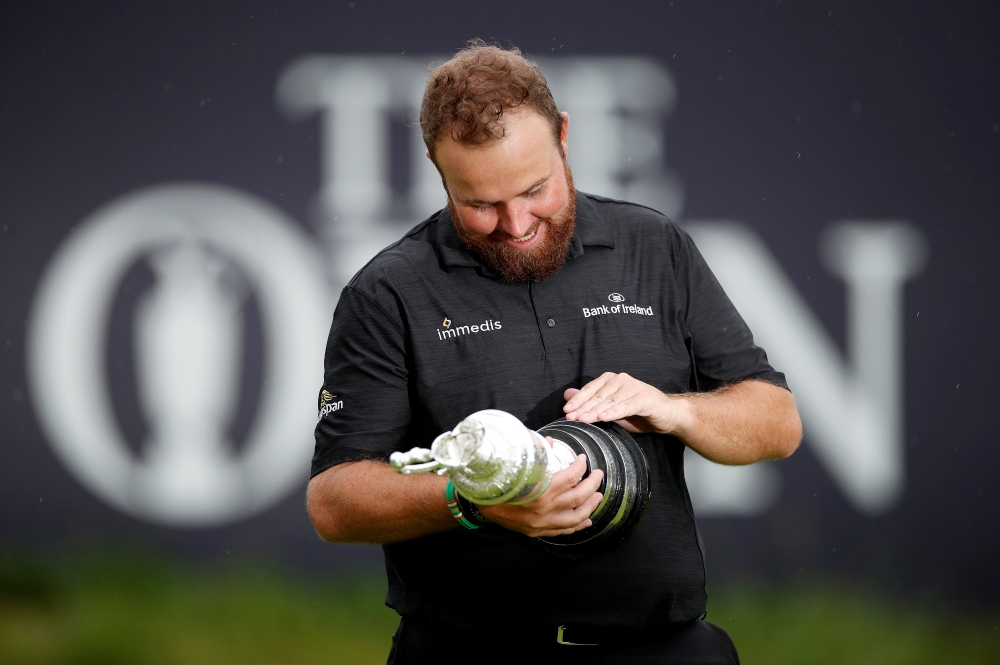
[[497, 199, 535, 239]]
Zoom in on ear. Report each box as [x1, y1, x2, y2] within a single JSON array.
[[559, 112, 570, 156]]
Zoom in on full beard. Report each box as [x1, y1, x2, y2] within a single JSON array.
[[450, 162, 577, 283]]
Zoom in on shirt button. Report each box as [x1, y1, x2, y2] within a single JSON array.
[[547, 318, 556, 328]]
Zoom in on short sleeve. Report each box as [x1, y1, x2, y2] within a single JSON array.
[[675, 226, 788, 392], [311, 286, 412, 477]]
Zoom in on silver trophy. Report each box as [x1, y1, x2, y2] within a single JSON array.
[[390, 409, 650, 558]]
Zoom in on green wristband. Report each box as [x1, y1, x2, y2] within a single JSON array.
[[456, 492, 488, 526], [445, 481, 480, 530]]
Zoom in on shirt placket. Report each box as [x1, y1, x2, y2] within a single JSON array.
[[527, 279, 562, 357]]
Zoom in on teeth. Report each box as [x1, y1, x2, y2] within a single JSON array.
[[513, 227, 537, 242]]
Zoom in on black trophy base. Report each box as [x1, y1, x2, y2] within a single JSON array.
[[533, 419, 650, 559]]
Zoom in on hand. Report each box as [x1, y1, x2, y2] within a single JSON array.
[[563, 372, 690, 435], [477, 453, 604, 538]]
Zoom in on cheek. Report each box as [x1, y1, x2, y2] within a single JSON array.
[[541, 195, 564, 218], [457, 208, 499, 236], [532, 182, 569, 219]]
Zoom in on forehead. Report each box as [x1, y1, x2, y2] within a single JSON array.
[[434, 110, 559, 200]]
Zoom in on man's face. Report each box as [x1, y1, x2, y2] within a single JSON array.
[[434, 109, 576, 282]]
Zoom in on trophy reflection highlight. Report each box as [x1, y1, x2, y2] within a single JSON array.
[[390, 409, 651, 558]]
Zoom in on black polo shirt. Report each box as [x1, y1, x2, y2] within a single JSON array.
[[313, 192, 787, 630]]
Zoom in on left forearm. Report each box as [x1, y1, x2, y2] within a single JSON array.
[[564, 374, 801, 465], [670, 380, 801, 465]]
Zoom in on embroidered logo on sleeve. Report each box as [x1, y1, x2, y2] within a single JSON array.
[[318, 389, 343, 419]]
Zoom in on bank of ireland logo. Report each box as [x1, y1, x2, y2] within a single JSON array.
[[26, 184, 329, 526], [608, 293, 625, 303]]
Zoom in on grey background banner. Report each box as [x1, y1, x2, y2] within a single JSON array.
[[1, 1, 997, 604]]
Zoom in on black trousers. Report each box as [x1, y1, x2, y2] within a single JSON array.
[[387, 615, 740, 665]]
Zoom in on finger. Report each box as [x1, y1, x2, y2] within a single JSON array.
[[544, 455, 588, 496], [578, 488, 605, 515], [553, 496, 604, 531], [563, 387, 580, 401], [545, 494, 602, 530], [551, 469, 604, 510], [571, 376, 631, 419], [563, 375, 611, 412], [591, 393, 644, 422], [578, 389, 635, 421], [602, 388, 669, 428], [542, 463, 598, 513], [587, 380, 661, 423], [536, 520, 593, 538], [542, 489, 604, 532], [569, 395, 609, 420]]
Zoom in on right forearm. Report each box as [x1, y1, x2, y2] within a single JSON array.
[[307, 460, 456, 544], [307, 453, 603, 544]]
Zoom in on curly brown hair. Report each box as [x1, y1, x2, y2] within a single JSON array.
[[420, 40, 563, 161]]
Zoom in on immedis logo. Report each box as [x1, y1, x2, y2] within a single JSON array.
[[436, 317, 502, 341]]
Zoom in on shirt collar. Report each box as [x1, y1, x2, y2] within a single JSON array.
[[435, 207, 488, 271], [569, 191, 615, 257], [435, 191, 615, 271]]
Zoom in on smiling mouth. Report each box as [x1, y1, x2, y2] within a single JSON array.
[[512, 227, 537, 242]]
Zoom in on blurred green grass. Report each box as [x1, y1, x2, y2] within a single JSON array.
[[0, 555, 997, 664], [710, 586, 999, 664]]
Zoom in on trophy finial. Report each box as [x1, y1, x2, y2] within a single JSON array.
[[431, 417, 486, 469]]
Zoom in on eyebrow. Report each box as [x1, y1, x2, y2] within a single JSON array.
[[458, 174, 551, 207]]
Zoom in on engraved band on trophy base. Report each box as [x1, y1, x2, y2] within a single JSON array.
[[389, 409, 650, 559]]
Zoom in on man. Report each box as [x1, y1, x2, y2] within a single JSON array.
[[308, 42, 801, 664]]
